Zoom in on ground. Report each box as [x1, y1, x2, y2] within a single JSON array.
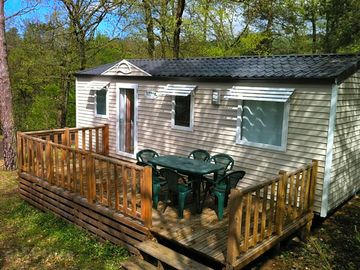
[[0, 160, 359, 269], [254, 196, 360, 270]]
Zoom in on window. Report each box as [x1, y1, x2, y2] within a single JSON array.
[[119, 88, 135, 154], [237, 100, 289, 151], [172, 94, 194, 131], [95, 88, 108, 117]]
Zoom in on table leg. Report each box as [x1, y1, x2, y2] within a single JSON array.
[[190, 174, 202, 214]]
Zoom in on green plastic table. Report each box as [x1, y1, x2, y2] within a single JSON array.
[[149, 155, 224, 213]]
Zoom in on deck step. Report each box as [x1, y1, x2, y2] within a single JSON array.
[[136, 240, 213, 270], [121, 256, 158, 270]]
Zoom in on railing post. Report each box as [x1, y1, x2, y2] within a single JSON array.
[[141, 166, 152, 228], [17, 132, 22, 173], [275, 170, 287, 235], [102, 124, 109, 155], [87, 154, 96, 204], [45, 141, 53, 184], [309, 160, 318, 212], [226, 189, 243, 267], [63, 127, 70, 146]]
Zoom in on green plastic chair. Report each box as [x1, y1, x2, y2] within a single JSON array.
[[201, 170, 245, 220], [188, 149, 210, 161], [136, 150, 166, 209], [209, 153, 234, 177], [158, 168, 192, 218], [151, 174, 168, 209], [136, 149, 159, 164]]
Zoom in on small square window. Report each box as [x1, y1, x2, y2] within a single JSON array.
[[237, 100, 289, 151], [95, 88, 108, 117], [172, 94, 194, 131]]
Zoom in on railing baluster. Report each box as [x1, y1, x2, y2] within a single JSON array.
[[131, 167, 136, 215], [122, 166, 128, 213], [276, 171, 287, 235], [294, 171, 301, 218], [102, 124, 109, 155], [243, 193, 252, 252], [114, 164, 119, 210], [260, 185, 268, 241], [89, 129, 93, 152], [61, 147, 65, 188], [106, 161, 111, 207], [72, 149, 77, 192], [268, 182, 276, 237], [66, 148, 71, 190], [99, 159, 104, 202], [226, 189, 243, 266], [75, 131, 79, 150], [95, 128, 99, 153], [253, 190, 260, 246], [300, 169, 306, 214], [82, 129, 86, 150], [45, 142, 53, 183]]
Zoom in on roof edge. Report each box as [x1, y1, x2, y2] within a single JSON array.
[[74, 73, 336, 85]]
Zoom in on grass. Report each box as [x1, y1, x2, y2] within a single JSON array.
[[0, 163, 128, 270]]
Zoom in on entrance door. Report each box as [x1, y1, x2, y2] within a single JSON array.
[[118, 84, 137, 156]]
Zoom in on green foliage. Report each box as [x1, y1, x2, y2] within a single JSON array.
[[23, 84, 59, 131], [5, 0, 360, 132]]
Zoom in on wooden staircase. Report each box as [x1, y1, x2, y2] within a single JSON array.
[[121, 240, 214, 270]]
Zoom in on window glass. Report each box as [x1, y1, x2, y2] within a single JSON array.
[[174, 95, 191, 127], [241, 100, 284, 147], [96, 89, 107, 115], [119, 88, 135, 154]]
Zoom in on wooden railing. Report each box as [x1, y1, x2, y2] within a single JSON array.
[[226, 160, 318, 268], [17, 127, 152, 228], [24, 125, 109, 155]]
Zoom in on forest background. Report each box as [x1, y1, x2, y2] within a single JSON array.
[[4, 0, 360, 132]]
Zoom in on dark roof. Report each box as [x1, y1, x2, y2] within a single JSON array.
[[76, 54, 360, 82]]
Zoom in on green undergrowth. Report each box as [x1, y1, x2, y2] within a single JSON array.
[[0, 166, 128, 270]]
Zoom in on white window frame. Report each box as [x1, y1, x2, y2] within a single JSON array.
[[94, 88, 109, 118], [236, 100, 290, 152], [171, 92, 195, 132], [115, 83, 138, 159]]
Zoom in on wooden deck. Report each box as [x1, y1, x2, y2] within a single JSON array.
[[17, 126, 318, 270], [152, 204, 230, 263]]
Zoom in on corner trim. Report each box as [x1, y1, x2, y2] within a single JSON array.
[[75, 78, 78, 128], [321, 83, 338, 217]]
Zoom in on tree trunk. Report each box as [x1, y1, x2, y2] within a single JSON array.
[[143, 0, 155, 58], [57, 74, 71, 127], [79, 34, 86, 70], [311, 16, 317, 53], [172, 0, 185, 58], [0, 0, 17, 170], [159, 0, 169, 58]]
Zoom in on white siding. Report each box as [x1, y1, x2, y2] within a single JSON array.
[[329, 70, 360, 211], [76, 77, 332, 213]]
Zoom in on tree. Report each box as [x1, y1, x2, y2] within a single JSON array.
[[0, 0, 16, 169], [172, 0, 185, 58], [142, 0, 155, 58]]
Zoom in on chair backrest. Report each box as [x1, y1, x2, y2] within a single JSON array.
[[159, 168, 182, 193], [223, 171, 246, 192], [188, 149, 210, 161], [210, 153, 234, 176], [136, 149, 159, 163]]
